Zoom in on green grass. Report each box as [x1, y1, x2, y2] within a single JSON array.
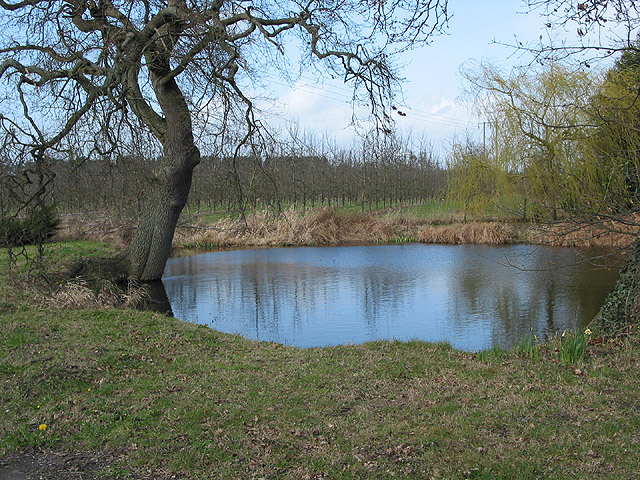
[[513, 332, 542, 362], [558, 330, 589, 365], [1, 242, 640, 479]]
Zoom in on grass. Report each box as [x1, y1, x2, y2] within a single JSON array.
[[55, 201, 634, 251], [171, 206, 526, 250], [2, 242, 640, 479], [513, 332, 542, 362], [558, 330, 589, 365]]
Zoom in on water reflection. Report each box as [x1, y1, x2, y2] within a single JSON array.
[[161, 244, 620, 351]]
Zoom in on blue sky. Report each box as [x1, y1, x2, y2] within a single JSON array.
[[256, 1, 555, 149]]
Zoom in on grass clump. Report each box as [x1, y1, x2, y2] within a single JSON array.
[[558, 329, 590, 365], [475, 344, 506, 362], [513, 331, 542, 362]]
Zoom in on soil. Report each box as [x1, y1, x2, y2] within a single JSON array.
[[0, 449, 166, 480]]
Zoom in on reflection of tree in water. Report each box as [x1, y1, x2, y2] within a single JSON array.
[[144, 281, 173, 316], [358, 267, 412, 334], [163, 252, 416, 343], [447, 246, 620, 348], [161, 245, 620, 349]]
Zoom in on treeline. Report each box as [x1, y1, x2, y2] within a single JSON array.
[[447, 52, 640, 223], [48, 133, 446, 218]]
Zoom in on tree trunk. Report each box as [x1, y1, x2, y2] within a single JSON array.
[[125, 75, 200, 281], [126, 163, 195, 280]]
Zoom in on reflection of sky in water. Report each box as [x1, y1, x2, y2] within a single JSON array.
[[162, 244, 620, 351]]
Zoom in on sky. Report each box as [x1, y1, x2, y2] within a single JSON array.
[[253, 1, 564, 151]]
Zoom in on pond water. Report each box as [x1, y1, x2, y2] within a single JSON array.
[[161, 244, 620, 351]]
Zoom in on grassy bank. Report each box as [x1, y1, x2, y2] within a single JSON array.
[[1, 242, 640, 479]]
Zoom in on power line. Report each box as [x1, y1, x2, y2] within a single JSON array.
[[260, 73, 473, 130]]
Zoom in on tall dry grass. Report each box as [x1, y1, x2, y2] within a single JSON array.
[[527, 216, 640, 249], [173, 207, 425, 248], [54, 207, 637, 251], [174, 208, 526, 248], [48, 279, 148, 310], [416, 222, 519, 245], [53, 211, 136, 247]]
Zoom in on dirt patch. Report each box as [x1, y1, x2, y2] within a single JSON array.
[[0, 449, 163, 480]]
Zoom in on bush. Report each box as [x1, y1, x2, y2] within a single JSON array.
[[0, 204, 60, 247]]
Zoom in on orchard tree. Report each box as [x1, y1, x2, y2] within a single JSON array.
[[0, 0, 449, 280]]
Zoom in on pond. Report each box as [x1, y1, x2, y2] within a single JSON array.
[[161, 244, 620, 351]]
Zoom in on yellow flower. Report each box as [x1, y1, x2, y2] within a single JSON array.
[[38, 424, 47, 431], [87, 388, 91, 392], [585, 328, 592, 335]]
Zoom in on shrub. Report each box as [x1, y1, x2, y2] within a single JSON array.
[[0, 204, 60, 247]]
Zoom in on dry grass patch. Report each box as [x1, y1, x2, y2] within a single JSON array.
[[174, 207, 426, 248], [47, 279, 148, 310], [417, 222, 519, 245], [54, 212, 136, 248], [528, 215, 640, 248]]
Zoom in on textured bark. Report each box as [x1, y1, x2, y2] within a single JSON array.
[[594, 238, 640, 334], [125, 75, 200, 281]]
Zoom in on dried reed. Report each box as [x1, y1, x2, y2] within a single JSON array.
[[527, 218, 639, 249], [53, 212, 135, 247], [48, 278, 148, 310], [174, 207, 422, 248], [417, 222, 518, 245]]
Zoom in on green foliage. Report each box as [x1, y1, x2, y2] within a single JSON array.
[[0, 216, 23, 246], [446, 139, 501, 220], [595, 239, 640, 334], [476, 345, 505, 362], [558, 330, 588, 365], [0, 204, 60, 248], [453, 62, 602, 221], [513, 332, 541, 362], [389, 233, 418, 243], [583, 65, 640, 213]]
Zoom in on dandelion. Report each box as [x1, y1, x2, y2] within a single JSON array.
[[38, 424, 47, 431], [585, 328, 592, 335], [87, 388, 91, 392]]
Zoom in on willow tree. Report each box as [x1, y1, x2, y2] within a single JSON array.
[[453, 61, 598, 221], [0, 0, 449, 280], [585, 57, 640, 214], [519, 0, 640, 331]]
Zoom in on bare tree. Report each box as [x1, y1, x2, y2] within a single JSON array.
[[0, 0, 449, 280]]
